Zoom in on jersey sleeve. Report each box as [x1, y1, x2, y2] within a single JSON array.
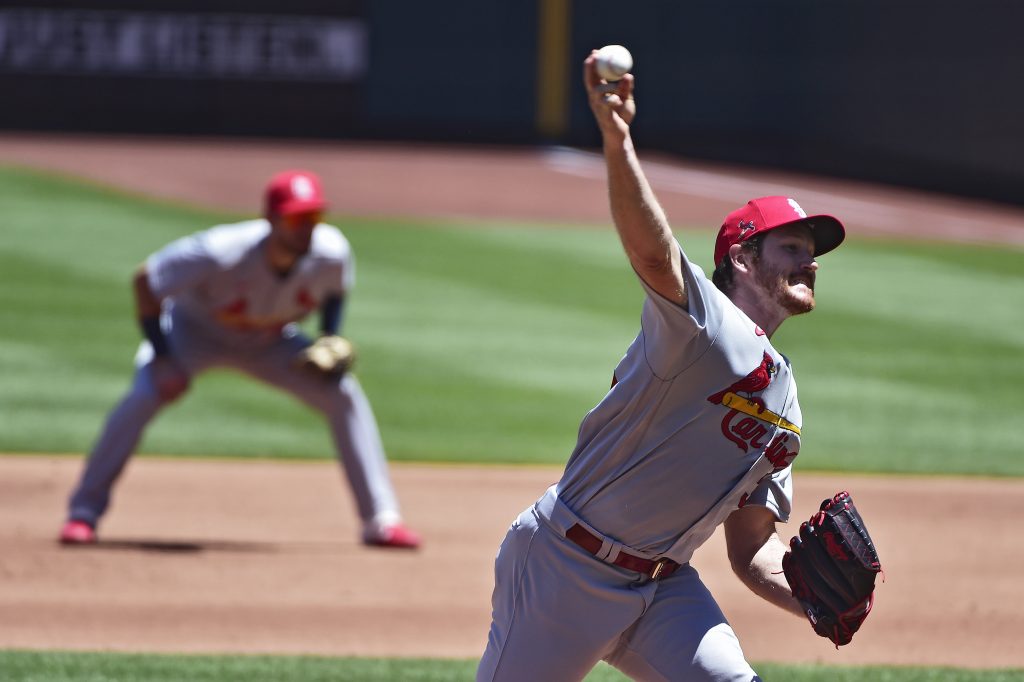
[[146, 231, 221, 299], [313, 225, 354, 294], [339, 248, 354, 293], [744, 465, 794, 522], [637, 242, 729, 379]]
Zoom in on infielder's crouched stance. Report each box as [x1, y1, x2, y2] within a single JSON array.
[[59, 170, 420, 550], [476, 51, 880, 681]]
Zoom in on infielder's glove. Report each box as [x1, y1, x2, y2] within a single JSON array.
[[782, 490, 882, 647], [294, 335, 356, 378]]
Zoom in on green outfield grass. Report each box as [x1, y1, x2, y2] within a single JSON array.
[[1, 165, 1022, 475], [1, 651, 1021, 682]]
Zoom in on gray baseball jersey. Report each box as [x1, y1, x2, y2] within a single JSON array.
[[67, 219, 402, 536], [560, 248, 798, 563], [148, 219, 355, 345], [478, 242, 801, 681]]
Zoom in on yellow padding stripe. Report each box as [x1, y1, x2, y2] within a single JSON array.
[[722, 392, 802, 435], [536, 0, 571, 137]]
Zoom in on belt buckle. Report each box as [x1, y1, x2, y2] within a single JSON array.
[[650, 558, 669, 580]]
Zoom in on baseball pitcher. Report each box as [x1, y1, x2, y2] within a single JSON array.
[[476, 51, 880, 681]]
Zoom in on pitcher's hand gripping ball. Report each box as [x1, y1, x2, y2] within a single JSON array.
[[782, 491, 882, 647], [295, 335, 356, 378], [594, 44, 633, 81]]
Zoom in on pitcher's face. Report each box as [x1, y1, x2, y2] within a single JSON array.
[[753, 224, 819, 315]]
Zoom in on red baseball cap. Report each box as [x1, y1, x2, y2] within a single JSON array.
[[264, 170, 328, 217], [713, 196, 845, 266]]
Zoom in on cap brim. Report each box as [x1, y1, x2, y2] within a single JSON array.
[[276, 198, 328, 216], [801, 215, 845, 257]]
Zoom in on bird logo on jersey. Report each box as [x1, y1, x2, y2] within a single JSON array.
[[707, 352, 800, 452], [296, 287, 317, 310], [707, 352, 776, 408], [215, 293, 312, 331]]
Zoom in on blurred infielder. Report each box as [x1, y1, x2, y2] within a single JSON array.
[[60, 170, 421, 550], [476, 53, 849, 680]]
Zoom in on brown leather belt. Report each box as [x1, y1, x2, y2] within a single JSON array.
[[566, 523, 680, 580]]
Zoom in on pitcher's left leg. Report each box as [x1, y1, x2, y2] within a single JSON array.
[[479, 507, 649, 682], [604, 565, 760, 682]]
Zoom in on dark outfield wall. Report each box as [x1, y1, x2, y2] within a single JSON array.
[[568, 2, 1024, 208], [0, 0, 369, 136], [2, 1, 1023, 205]]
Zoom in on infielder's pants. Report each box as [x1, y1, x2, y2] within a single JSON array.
[[68, 330, 399, 528], [477, 505, 760, 682]]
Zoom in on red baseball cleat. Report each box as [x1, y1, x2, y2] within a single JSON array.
[[59, 519, 97, 545], [363, 523, 422, 550]]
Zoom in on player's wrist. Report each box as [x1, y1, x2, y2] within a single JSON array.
[[140, 315, 170, 356], [319, 294, 344, 336], [602, 133, 634, 162]]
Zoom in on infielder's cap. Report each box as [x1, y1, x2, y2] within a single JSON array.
[[264, 170, 328, 216], [714, 196, 845, 266]]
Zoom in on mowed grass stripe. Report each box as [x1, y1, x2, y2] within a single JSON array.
[[1, 166, 1021, 474], [772, 241, 1023, 475], [0, 651, 1021, 682]]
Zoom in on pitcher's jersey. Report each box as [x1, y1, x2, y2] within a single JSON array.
[[558, 242, 801, 564], [146, 219, 353, 345]]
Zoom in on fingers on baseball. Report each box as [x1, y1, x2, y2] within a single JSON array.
[[598, 75, 633, 100], [583, 53, 602, 89], [585, 55, 632, 90]]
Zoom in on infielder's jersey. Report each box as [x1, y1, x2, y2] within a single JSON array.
[[146, 219, 353, 345], [558, 241, 801, 564]]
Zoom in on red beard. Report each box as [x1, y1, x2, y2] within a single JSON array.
[[755, 264, 815, 315]]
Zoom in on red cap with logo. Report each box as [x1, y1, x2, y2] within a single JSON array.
[[713, 196, 845, 266], [264, 170, 328, 217]]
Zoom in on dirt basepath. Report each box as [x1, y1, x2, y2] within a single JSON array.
[[2, 456, 1023, 668], [2, 134, 1023, 669], [2, 133, 1023, 245]]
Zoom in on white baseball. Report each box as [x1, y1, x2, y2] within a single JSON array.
[[594, 44, 633, 82]]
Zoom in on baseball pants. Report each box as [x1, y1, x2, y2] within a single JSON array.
[[67, 313, 400, 528], [477, 496, 760, 682]]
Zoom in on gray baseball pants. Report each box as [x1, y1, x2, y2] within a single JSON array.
[[67, 313, 400, 528], [477, 489, 760, 682]]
